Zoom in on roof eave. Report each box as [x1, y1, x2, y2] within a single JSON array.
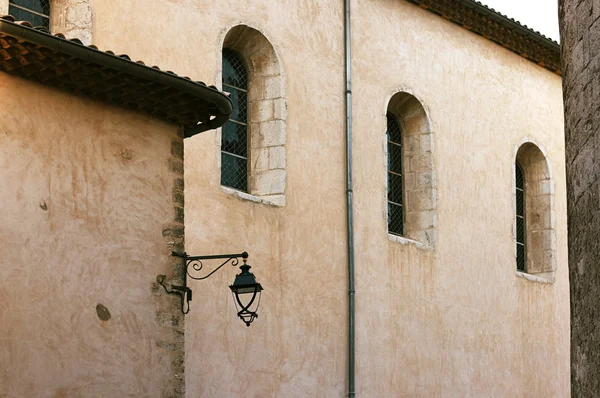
[[0, 18, 232, 137]]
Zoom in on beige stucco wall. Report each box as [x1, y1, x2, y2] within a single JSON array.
[[0, 74, 184, 397], [89, 0, 568, 397]]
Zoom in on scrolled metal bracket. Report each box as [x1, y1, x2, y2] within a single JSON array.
[[157, 251, 249, 314]]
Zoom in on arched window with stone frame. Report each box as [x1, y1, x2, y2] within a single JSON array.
[[514, 142, 556, 281], [219, 25, 286, 206], [386, 92, 436, 247]]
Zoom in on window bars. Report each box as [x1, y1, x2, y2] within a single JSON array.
[[9, 0, 50, 29], [515, 162, 526, 272], [387, 114, 404, 236], [221, 49, 249, 192]]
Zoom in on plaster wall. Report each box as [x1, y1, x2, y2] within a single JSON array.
[[90, 0, 568, 396], [0, 75, 184, 397]]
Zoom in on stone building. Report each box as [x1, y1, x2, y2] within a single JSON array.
[[559, 0, 600, 396], [1, 0, 568, 397]]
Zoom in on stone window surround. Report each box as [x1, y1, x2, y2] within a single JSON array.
[[0, 0, 93, 45], [384, 89, 437, 249], [215, 24, 286, 207], [512, 138, 557, 283]]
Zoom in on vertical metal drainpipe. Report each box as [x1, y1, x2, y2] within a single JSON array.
[[343, 0, 356, 397]]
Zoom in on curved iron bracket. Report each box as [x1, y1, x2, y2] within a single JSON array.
[[156, 251, 248, 314]]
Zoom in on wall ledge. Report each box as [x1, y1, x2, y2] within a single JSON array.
[[516, 271, 554, 284], [387, 233, 433, 251], [221, 186, 285, 207]]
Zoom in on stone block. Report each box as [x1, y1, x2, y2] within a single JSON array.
[[405, 210, 436, 230], [416, 171, 435, 188], [248, 77, 265, 101], [260, 120, 286, 147], [403, 112, 427, 135], [250, 100, 274, 122], [420, 133, 434, 153], [66, 4, 93, 27], [404, 135, 420, 156], [403, 172, 416, 191], [407, 228, 435, 246], [269, 146, 286, 169], [52, 3, 93, 45], [264, 76, 283, 99], [250, 49, 280, 77], [408, 188, 435, 211], [252, 169, 286, 195], [528, 209, 552, 230], [527, 159, 551, 180], [251, 147, 269, 172], [410, 154, 434, 172], [527, 250, 554, 274], [528, 229, 554, 253]]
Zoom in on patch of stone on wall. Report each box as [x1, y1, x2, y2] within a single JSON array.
[[154, 129, 186, 397], [50, 0, 93, 45], [0, 1, 8, 16]]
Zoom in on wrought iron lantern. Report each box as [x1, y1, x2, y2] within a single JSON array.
[[157, 251, 263, 327], [229, 261, 263, 327]]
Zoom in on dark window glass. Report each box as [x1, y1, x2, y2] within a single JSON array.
[[221, 49, 248, 192], [387, 114, 404, 236], [9, 0, 50, 29], [516, 163, 526, 272]]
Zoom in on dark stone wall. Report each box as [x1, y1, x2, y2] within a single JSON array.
[[559, 1, 600, 395], [156, 130, 186, 398]]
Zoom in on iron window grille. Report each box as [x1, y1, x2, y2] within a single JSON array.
[[515, 162, 526, 272], [9, 0, 50, 29], [387, 113, 404, 236], [221, 49, 249, 192]]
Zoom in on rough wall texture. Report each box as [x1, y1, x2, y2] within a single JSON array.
[[0, 74, 185, 397], [88, 0, 568, 396], [560, 0, 600, 395]]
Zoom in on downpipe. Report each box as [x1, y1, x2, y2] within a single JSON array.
[[343, 0, 356, 396]]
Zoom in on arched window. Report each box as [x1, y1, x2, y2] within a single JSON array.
[[386, 92, 436, 246], [221, 49, 249, 192], [514, 142, 556, 281], [219, 25, 286, 205], [387, 113, 404, 236], [515, 162, 526, 271], [8, 0, 50, 29]]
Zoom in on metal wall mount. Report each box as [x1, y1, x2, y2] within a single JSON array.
[[157, 251, 249, 314]]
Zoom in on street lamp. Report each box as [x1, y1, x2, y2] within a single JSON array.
[[157, 251, 263, 327]]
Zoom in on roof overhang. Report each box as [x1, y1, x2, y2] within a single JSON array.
[[0, 16, 232, 137], [405, 0, 561, 75]]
